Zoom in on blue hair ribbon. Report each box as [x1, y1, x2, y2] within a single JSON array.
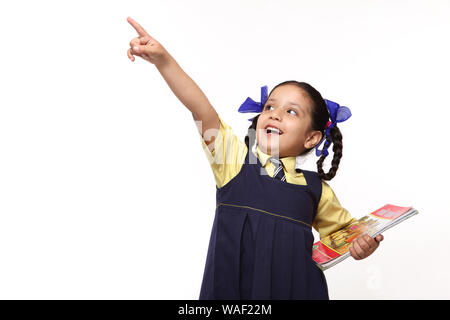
[[237, 85, 268, 121], [315, 99, 352, 157]]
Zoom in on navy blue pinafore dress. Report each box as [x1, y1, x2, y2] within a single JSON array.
[[199, 147, 329, 300]]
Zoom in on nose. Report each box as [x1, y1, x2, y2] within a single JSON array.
[[269, 108, 281, 121]]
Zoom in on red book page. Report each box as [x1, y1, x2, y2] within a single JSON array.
[[312, 242, 340, 264], [369, 204, 411, 220]]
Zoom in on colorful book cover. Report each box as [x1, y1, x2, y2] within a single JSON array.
[[312, 204, 417, 270]]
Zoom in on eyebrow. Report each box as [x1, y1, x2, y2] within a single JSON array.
[[266, 98, 304, 112]]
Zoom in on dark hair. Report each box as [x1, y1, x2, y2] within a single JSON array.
[[243, 80, 343, 181]]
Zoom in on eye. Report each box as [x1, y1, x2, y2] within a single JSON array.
[[264, 105, 274, 111], [287, 109, 297, 115]]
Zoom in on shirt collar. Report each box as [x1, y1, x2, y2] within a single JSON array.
[[255, 145, 301, 177]]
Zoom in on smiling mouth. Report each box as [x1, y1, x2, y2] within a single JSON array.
[[265, 126, 283, 135]]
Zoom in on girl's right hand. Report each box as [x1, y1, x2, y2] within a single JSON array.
[[127, 17, 170, 66]]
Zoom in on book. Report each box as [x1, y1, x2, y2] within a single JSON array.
[[312, 204, 418, 271]]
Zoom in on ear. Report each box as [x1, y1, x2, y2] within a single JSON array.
[[304, 130, 323, 150]]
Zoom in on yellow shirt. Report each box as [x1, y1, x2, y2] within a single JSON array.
[[198, 115, 356, 239]]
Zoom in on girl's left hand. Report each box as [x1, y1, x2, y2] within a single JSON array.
[[349, 234, 384, 260]]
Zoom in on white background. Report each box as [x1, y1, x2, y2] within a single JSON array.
[[0, 0, 449, 299]]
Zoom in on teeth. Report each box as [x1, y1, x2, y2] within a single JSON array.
[[267, 127, 281, 134]]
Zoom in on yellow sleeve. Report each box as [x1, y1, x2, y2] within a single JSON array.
[[198, 115, 248, 188], [313, 181, 358, 239]]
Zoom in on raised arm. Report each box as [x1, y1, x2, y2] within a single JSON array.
[[127, 17, 220, 152]]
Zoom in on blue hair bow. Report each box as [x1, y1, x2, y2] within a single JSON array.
[[237, 85, 351, 157], [237, 85, 268, 121], [315, 99, 352, 157]]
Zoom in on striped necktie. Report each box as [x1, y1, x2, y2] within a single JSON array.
[[269, 157, 286, 181]]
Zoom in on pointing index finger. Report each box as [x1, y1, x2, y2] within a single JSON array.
[[127, 17, 149, 37]]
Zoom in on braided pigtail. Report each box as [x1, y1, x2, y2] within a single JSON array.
[[316, 125, 343, 180], [244, 114, 260, 150]]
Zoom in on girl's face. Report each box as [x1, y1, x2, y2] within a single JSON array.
[[256, 84, 322, 158]]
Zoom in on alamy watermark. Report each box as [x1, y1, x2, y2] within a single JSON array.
[[195, 120, 281, 177]]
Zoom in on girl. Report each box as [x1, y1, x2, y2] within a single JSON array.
[[126, 17, 383, 300]]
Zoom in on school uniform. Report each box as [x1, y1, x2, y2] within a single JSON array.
[[197, 115, 356, 299]]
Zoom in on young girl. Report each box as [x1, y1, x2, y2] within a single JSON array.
[[127, 17, 384, 300]]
